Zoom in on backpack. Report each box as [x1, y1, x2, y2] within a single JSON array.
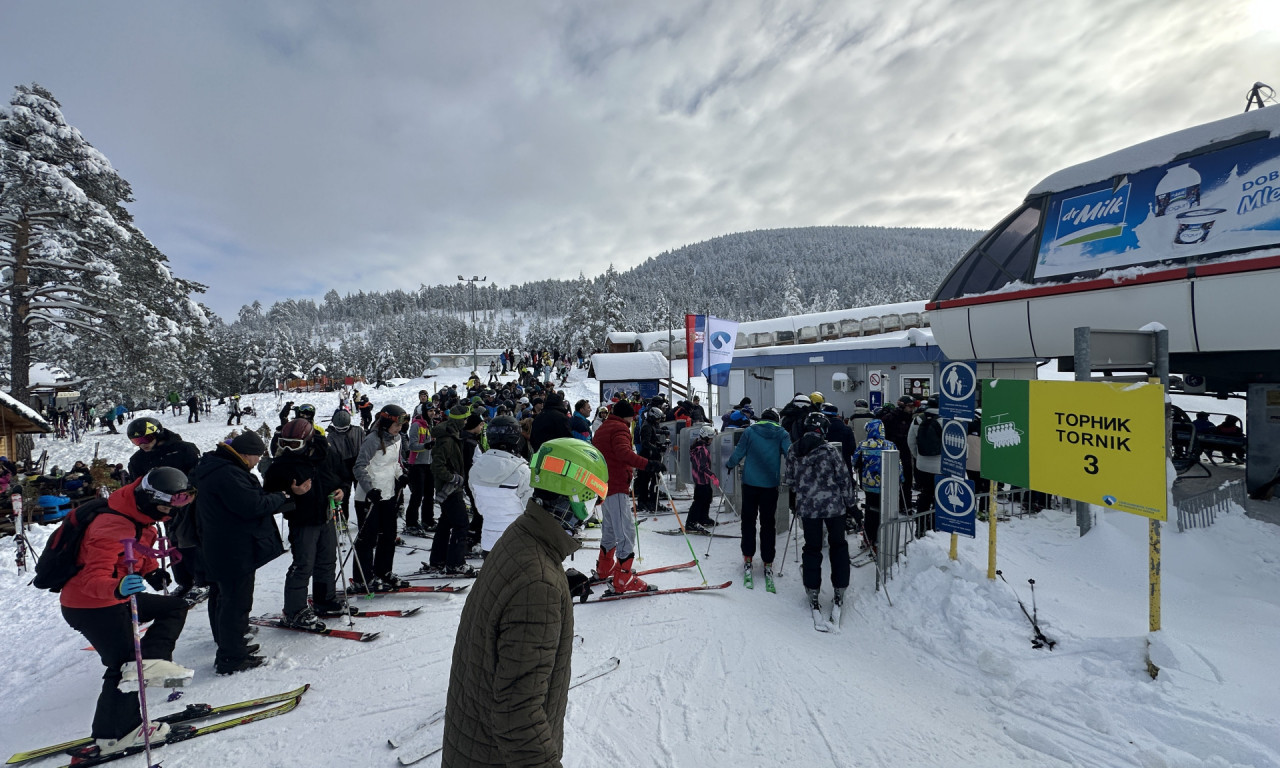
[[32, 498, 137, 593], [916, 413, 943, 457]]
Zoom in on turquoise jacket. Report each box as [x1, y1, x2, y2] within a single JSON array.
[[725, 420, 791, 488]]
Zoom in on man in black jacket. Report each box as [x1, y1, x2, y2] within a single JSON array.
[[881, 396, 918, 505], [528, 392, 573, 452], [263, 419, 343, 629], [126, 417, 203, 601], [191, 431, 293, 675]]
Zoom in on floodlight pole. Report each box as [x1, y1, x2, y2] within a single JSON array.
[[458, 275, 487, 372]]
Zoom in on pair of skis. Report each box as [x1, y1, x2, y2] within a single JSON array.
[[7, 685, 310, 766], [743, 565, 775, 593], [585, 559, 697, 588], [249, 597, 439, 642], [811, 597, 845, 633], [388, 658, 621, 765]]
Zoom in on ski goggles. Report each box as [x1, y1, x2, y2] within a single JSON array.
[[143, 483, 197, 508], [130, 435, 157, 446], [277, 437, 307, 452]]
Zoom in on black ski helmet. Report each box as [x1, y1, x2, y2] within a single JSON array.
[[294, 403, 317, 421], [377, 403, 408, 428], [126, 417, 163, 444], [135, 467, 195, 520], [330, 409, 352, 428], [486, 415, 522, 452], [803, 411, 830, 438]]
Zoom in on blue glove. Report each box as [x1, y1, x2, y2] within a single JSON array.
[[116, 573, 146, 598]]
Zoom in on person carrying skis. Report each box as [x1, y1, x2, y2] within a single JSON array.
[[724, 407, 791, 589], [785, 412, 856, 624], [263, 418, 344, 627], [468, 415, 532, 555], [685, 424, 718, 529], [58, 468, 196, 757], [442, 438, 601, 767], [352, 404, 411, 591], [126, 417, 204, 603], [403, 405, 436, 537], [592, 400, 661, 593], [192, 431, 290, 675], [426, 404, 476, 577]]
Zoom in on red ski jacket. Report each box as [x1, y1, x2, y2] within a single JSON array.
[[60, 481, 165, 610], [592, 417, 649, 497]]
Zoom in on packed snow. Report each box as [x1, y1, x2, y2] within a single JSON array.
[[2, 364, 1278, 768]]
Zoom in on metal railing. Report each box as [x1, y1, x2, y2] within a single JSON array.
[[1173, 481, 1244, 532]]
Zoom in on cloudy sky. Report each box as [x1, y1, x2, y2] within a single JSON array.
[[1, 1, 1275, 318]]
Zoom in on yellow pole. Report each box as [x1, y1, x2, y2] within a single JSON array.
[[1149, 517, 1161, 632], [987, 487, 997, 579], [949, 532, 958, 561]]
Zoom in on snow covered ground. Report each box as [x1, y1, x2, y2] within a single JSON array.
[[3, 365, 1279, 767]]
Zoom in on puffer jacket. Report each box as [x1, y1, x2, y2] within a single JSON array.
[[853, 420, 904, 493], [192, 444, 289, 582], [690, 441, 714, 486], [432, 419, 466, 493], [127, 430, 200, 480], [406, 417, 433, 466], [784, 435, 855, 519], [592, 416, 649, 497], [442, 500, 579, 767], [354, 427, 406, 501], [60, 481, 164, 610], [468, 449, 533, 552], [262, 436, 340, 526], [725, 420, 791, 489]]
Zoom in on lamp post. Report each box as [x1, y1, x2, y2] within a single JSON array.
[[458, 275, 487, 372]]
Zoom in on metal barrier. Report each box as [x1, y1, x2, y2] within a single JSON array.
[[1173, 480, 1244, 532]]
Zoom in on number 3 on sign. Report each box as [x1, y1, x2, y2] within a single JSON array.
[[1083, 454, 1098, 475]]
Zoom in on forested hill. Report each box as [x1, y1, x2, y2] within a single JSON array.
[[216, 225, 980, 394]]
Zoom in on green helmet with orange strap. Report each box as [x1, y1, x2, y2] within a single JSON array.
[[530, 438, 609, 525]]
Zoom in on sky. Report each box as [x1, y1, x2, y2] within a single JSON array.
[[1, 1, 1277, 319]]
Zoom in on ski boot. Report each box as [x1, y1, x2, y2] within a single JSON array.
[[763, 563, 776, 594], [443, 564, 477, 578], [216, 654, 267, 676], [118, 658, 195, 691], [609, 556, 657, 594], [743, 559, 754, 589], [380, 573, 411, 590], [807, 588, 831, 633], [402, 525, 429, 538], [83, 722, 172, 758], [593, 547, 617, 582], [283, 607, 326, 631], [831, 587, 846, 628], [313, 599, 360, 617]]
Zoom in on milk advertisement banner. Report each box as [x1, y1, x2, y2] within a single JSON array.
[[1034, 134, 1280, 279]]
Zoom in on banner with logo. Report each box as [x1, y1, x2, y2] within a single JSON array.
[[686, 314, 704, 379], [1035, 133, 1280, 279], [703, 316, 739, 387]]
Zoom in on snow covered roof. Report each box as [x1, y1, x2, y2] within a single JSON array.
[[632, 300, 929, 349], [0, 390, 52, 432], [27, 362, 81, 390], [606, 332, 640, 344], [1030, 105, 1280, 195], [589, 351, 670, 381]]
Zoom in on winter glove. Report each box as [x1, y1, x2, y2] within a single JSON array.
[[435, 473, 464, 504], [394, 474, 410, 492], [845, 505, 864, 528], [366, 488, 383, 504], [143, 568, 171, 592], [115, 573, 146, 599], [646, 459, 664, 474], [565, 568, 593, 602]]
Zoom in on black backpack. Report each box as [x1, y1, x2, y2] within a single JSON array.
[[32, 498, 137, 593], [916, 413, 943, 457]]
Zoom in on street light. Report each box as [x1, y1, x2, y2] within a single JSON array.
[[458, 275, 487, 372]]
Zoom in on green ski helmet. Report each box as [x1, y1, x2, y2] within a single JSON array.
[[530, 438, 609, 526]]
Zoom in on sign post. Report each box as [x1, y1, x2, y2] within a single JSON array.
[[935, 362, 978, 553]]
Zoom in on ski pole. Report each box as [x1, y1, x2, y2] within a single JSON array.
[[660, 475, 707, 584], [704, 477, 726, 558], [155, 534, 170, 595], [778, 513, 798, 578], [996, 570, 1054, 649], [629, 493, 642, 565], [330, 495, 355, 626], [120, 539, 159, 767]]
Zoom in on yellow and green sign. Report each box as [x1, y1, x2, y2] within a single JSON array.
[[981, 379, 1167, 521]]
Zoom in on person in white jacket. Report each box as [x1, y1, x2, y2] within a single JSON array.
[[352, 403, 409, 591], [468, 416, 533, 555]]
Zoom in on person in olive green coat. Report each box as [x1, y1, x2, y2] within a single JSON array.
[[442, 438, 607, 767]]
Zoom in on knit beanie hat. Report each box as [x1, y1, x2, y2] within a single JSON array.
[[228, 431, 267, 456], [464, 412, 484, 430], [612, 400, 635, 419], [449, 404, 471, 420]]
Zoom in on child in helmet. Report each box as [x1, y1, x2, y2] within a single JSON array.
[[686, 424, 718, 530], [468, 415, 532, 555]]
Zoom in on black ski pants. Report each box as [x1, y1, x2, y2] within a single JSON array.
[[353, 497, 399, 583], [208, 572, 255, 671], [429, 491, 469, 568], [405, 464, 435, 528], [284, 522, 337, 615], [863, 491, 882, 553], [635, 467, 659, 511], [913, 466, 936, 536], [688, 483, 713, 525], [740, 483, 779, 564], [62, 595, 188, 739], [801, 516, 850, 591]]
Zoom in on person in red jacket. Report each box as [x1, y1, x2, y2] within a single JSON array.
[[591, 400, 661, 593], [60, 468, 196, 757]]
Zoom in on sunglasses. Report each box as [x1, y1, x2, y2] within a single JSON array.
[[130, 436, 156, 446]]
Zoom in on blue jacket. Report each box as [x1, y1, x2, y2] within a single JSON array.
[[853, 420, 903, 493], [725, 420, 791, 488]]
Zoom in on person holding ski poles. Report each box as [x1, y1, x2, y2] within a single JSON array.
[[55, 468, 196, 758], [724, 407, 791, 590], [592, 400, 661, 593], [352, 403, 410, 591]]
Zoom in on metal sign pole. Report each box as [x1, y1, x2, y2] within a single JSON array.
[[1073, 327, 1093, 536]]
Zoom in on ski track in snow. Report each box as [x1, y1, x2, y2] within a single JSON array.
[[3, 367, 1280, 767]]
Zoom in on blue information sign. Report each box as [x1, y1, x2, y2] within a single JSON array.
[[940, 419, 969, 480], [934, 476, 977, 538], [869, 391, 883, 411], [939, 362, 977, 421]]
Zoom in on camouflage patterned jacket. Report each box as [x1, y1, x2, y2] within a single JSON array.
[[784, 434, 856, 519]]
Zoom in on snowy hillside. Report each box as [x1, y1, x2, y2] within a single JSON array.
[[2, 366, 1278, 768]]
